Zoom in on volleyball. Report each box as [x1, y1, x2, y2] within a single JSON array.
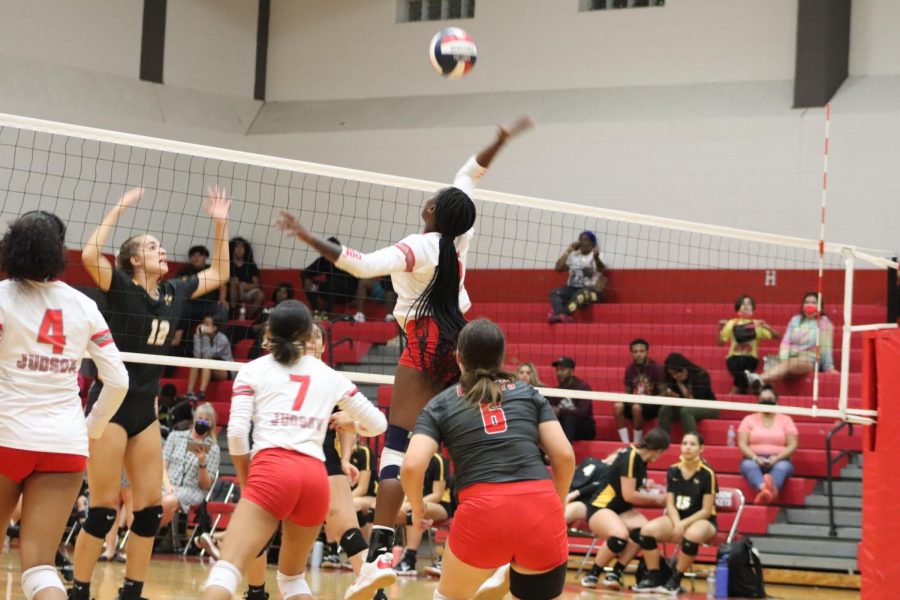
[[429, 27, 477, 79]]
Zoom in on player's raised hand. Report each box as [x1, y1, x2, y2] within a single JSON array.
[[116, 187, 144, 210], [203, 185, 231, 222], [498, 114, 534, 142], [274, 211, 313, 244]]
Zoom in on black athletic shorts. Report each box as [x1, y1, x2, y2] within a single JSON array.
[[87, 382, 157, 438]]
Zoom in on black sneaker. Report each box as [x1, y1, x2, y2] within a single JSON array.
[[373, 590, 388, 600], [394, 558, 417, 577], [114, 589, 148, 600], [601, 572, 623, 590], [632, 570, 666, 593], [242, 589, 269, 600], [662, 577, 685, 595], [580, 573, 599, 588], [321, 553, 342, 569], [423, 559, 442, 577]]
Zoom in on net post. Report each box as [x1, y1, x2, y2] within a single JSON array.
[[839, 247, 856, 416]]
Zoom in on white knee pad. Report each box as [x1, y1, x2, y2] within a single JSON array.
[[21, 565, 64, 600], [277, 571, 311, 599], [203, 560, 242, 594], [378, 447, 406, 480]]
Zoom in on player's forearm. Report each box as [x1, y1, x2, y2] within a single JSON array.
[[209, 218, 230, 287]]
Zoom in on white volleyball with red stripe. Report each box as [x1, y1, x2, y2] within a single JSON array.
[[429, 27, 477, 79]]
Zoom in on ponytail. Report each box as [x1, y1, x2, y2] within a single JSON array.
[[266, 335, 303, 366], [460, 367, 514, 407]]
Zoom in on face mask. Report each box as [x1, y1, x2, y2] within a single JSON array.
[[194, 419, 211, 435], [802, 304, 818, 318]]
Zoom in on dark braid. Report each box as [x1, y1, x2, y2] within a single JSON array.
[[410, 187, 476, 381]]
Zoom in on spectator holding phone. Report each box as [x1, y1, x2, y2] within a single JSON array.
[[547, 231, 607, 324], [161, 403, 220, 525]]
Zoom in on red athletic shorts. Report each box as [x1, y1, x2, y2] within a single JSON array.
[[0, 446, 86, 484], [399, 317, 460, 382], [448, 479, 569, 571], [242, 448, 330, 526]]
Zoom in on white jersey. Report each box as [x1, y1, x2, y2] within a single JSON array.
[[0, 280, 128, 456], [227, 354, 386, 459], [335, 155, 487, 327]]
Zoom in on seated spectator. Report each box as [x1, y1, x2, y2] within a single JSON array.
[[302, 237, 358, 320], [718, 294, 780, 394], [241, 281, 294, 357], [658, 353, 718, 434], [394, 453, 454, 577], [186, 315, 233, 401], [174, 245, 228, 350], [161, 403, 221, 526], [738, 385, 798, 504], [545, 356, 596, 442], [354, 276, 398, 323], [547, 231, 607, 324], [515, 361, 546, 387], [615, 338, 666, 444], [228, 236, 265, 320], [746, 292, 834, 393]]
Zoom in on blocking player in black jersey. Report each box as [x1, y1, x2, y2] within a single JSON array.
[[402, 319, 575, 600], [633, 432, 718, 595], [72, 186, 230, 600], [581, 430, 670, 591], [394, 453, 454, 577]]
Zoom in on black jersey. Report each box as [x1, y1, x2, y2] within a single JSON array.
[[350, 444, 377, 496], [570, 457, 610, 502], [423, 453, 449, 497], [413, 380, 556, 492], [667, 461, 717, 521], [590, 445, 648, 514], [104, 269, 199, 399]]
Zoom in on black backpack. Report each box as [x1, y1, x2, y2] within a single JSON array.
[[718, 538, 766, 598]]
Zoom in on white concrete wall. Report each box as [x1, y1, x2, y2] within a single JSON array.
[[850, 0, 900, 76], [267, 0, 798, 101]]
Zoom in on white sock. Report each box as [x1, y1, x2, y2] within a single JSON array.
[[634, 430, 644, 444], [617, 427, 630, 443]]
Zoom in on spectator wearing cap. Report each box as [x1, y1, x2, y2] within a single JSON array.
[[546, 356, 596, 442], [174, 245, 228, 351], [548, 231, 607, 324], [615, 338, 666, 444]]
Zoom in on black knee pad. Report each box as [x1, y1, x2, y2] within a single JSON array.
[[340, 528, 368, 557], [509, 563, 568, 600], [82, 507, 117, 538], [606, 536, 627, 554], [639, 535, 658, 551], [356, 510, 368, 527], [630, 527, 643, 544], [681, 539, 700, 557], [129, 505, 163, 537]]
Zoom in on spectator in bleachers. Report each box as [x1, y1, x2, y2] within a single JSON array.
[[718, 295, 780, 394], [174, 245, 228, 348], [354, 276, 398, 323], [161, 402, 220, 527], [546, 356, 596, 442], [615, 338, 666, 444], [394, 453, 454, 577], [745, 292, 834, 393], [738, 385, 798, 505], [658, 353, 718, 435], [228, 236, 265, 320], [547, 231, 607, 324], [302, 237, 358, 320], [515, 361, 546, 387], [185, 315, 233, 402]]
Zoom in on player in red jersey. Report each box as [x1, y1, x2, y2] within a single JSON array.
[[0, 211, 128, 600]]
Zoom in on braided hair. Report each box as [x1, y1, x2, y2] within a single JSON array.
[[410, 186, 476, 381]]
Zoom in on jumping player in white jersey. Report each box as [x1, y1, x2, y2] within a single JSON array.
[[202, 300, 386, 600], [72, 186, 231, 600], [275, 115, 533, 600], [0, 211, 129, 600]]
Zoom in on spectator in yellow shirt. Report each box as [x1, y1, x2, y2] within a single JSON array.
[[718, 295, 780, 394]]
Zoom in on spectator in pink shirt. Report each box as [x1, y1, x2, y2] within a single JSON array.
[[737, 385, 798, 504]]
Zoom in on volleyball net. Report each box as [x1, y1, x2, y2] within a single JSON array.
[[0, 111, 896, 425]]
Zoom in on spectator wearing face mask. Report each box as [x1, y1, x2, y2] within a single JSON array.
[[160, 403, 220, 526], [737, 386, 798, 504]]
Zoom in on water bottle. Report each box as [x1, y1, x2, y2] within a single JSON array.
[[726, 425, 736, 447], [239, 305, 247, 320], [715, 555, 730, 598], [310, 539, 324, 569], [706, 569, 716, 599]]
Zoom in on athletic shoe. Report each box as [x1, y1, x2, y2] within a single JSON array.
[[763, 473, 778, 498], [580, 573, 599, 588], [114, 589, 147, 600], [754, 487, 774, 505], [423, 559, 442, 577], [547, 312, 562, 324], [602, 572, 623, 590], [473, 564, 510, 600], [393, 558, 417, 577], [321, 553, 342, 569], [195, 532, 221, 560], [344, 553, 397, 600], [744, 370, 763, 394], [384, 315, 396, 323], [242, 589, 269, 600], [373, 590, 388, 600], [632, 570, 666, 593], [662, 577, 685, 595], [353, 312, 366, 323], [56, 552, 74, 582]]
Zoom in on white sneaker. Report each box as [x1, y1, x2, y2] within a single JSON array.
[[195, 532, 220, 560], [344, 553, 397, 600], [353, 312, 366, 323], [473, 564, 510, 600], [384, 314, 396, 323]]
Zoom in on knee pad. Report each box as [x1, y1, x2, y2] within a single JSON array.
[[276, 572, 310, 599], [203, 560, 242, 594], [379, 447, 406, 481], [130, 505, 163, 537], [340, 527, 368, 557], [356, 510, 368, 527], [630, 527, 643, 544], [21, 565, 63, 600], [681, 539, 700, 557], [606, 536, 627, 554], [82, 506, 117, 538], [509, 563, 568, 600], [639, 535, 658, 551]]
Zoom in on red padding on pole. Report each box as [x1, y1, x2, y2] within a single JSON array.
[[861, 330, 900, 599]]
